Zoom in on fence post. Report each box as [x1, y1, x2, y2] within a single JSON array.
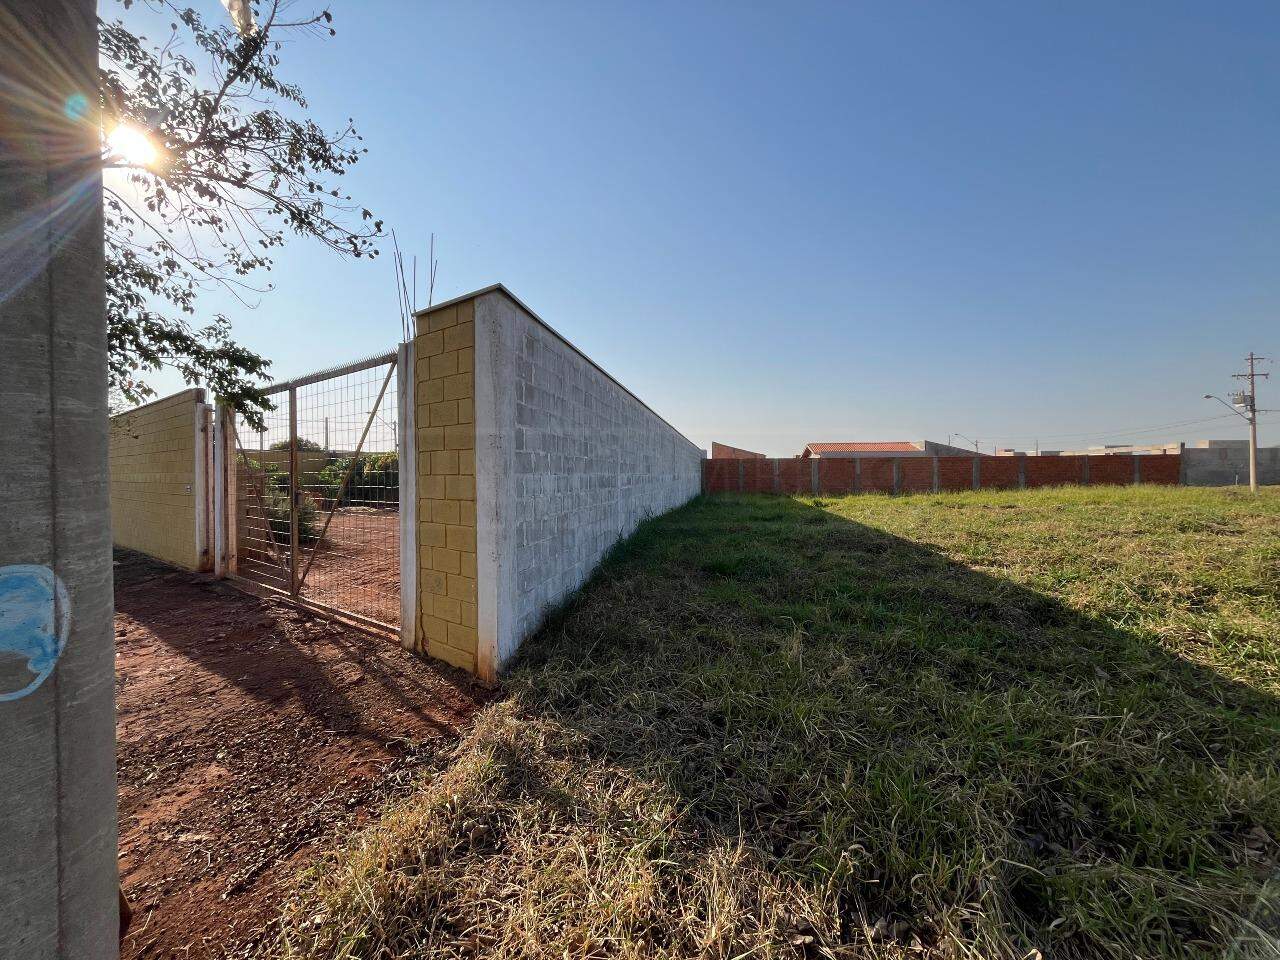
[[193, 400, 213, 571], [1082, 455, 1090, 486], [1134, 455, 1142, 485], [397, 341, 418, 652], [288, 385, 299, 595], [1018, 455, 1027, 490], [811, 459, 820, 494], [212, 403, 237, 577], [972, 456, 981, 491], [1178, 444, 1186, 485], [772, 459, 781, 494], [738, 460, 745, 493], [932, 456, 939, 493], [892, 459, 901, 495], [853, 458, 861, 494]]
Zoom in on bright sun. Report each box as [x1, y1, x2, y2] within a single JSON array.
[[107, 123, 159, 168]]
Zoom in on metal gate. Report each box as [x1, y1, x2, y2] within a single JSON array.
[[230, 351, 401, 633]]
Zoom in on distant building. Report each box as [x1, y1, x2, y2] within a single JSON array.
[[799, 440, 975, 458], [711, 442, 767, 460], [996, 440, 1243, 457]]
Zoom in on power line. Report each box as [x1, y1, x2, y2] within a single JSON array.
[[970, 413, 1243, 444]]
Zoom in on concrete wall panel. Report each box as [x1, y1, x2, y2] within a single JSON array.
[[1183, 446, 1280, 486], [474, 289, 701, 677], [108, 389, 208, 570]]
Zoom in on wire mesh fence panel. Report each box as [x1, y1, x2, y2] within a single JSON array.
[[294, 358, 400, 629], [234, 394, 294, 593]]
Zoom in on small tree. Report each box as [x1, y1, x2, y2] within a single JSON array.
[[99, 0, 382, 426]]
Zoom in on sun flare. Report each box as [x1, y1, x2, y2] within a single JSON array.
[[107, 123, 158, 168]]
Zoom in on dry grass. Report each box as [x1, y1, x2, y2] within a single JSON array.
[[271, 485, 1280, 959]]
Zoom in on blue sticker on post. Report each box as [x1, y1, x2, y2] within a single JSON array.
[[0, 565, 70, 701]]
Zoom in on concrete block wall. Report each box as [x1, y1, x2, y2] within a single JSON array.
[[410, 285, 702, 681], [412, 298, 479, 673], [108, 389, 210, 570], [1183, 445, 1280, 486]]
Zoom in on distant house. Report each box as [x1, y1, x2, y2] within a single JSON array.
[[800, 440, 974, 458], [711, 442, 767, 460]]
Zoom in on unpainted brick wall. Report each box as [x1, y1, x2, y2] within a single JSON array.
[[414, 297, 479, 673], [703, 453, 1183, 495], [109, 389, 205, 569], [711, 441, 766, 459]]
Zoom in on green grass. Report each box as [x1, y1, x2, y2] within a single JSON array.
[[273, 485, 1280, 959]]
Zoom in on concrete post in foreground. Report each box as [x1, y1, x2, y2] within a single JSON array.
[[0, 0, 120, 955]]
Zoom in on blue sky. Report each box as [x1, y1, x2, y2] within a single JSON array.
[[138, 1, 1278, 455]]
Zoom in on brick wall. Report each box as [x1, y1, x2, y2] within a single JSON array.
[[860, 458, 895, 493], [1086, 455, 1134, 485], [414, 297, 479, 673], [703, 453, 1182, 495], [1137, 454, 1181, 485], [711, 441, 766, 459], [1023, 456, 1084, 488], [109, 388, 209, 569], [979, 457, 1021, 490]]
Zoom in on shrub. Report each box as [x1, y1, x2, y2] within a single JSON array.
[[263, 488, 319, 545], [360, 452, 398, 504], [262, 461, 289, 493], [312, 453, 398, 506], [269, 437, 322, 451]]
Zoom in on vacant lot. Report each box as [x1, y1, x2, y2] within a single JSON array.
[[275, 486, 1279, 959]]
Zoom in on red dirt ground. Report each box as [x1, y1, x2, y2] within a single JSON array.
[[114, 549, 487, 959], [302, 506, 401, 627], [236, 505, 402, 628]]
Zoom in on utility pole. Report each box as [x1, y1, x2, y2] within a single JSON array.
[[1233, 353, 1269, 494], [1205, 352, 1271, 494]]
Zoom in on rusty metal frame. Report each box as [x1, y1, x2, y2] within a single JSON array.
[[295, 360, 396, 591], [225, 347, 400, 634], [230, 419, 291, 576]]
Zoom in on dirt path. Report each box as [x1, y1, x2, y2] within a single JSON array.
[[114, 550, 487, 959], [302, 506, 401, 627]]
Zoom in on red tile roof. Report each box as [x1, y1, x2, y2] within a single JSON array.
[[804, 442, 921, 454]]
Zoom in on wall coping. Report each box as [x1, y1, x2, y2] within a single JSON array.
[[416, 284, 701, 455]]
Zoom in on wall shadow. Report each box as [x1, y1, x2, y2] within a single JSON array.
[[112, 549, 476, 746], [498, 493, 1280, 957]]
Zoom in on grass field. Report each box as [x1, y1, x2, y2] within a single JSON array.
[[275, 485, 1280, 959]]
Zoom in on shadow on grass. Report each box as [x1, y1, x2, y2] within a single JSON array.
[[279, 492, 1280, 960]]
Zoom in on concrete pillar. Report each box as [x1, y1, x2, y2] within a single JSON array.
[[0, 0, 119, 955], [396, 341, 418, 652]]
